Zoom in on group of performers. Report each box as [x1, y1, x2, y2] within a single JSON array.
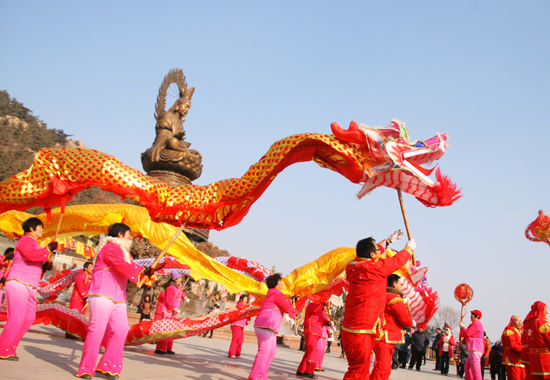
[[0, 218, 165, 379], [500, 301, 550, 380], [1, 218, 548, 380]]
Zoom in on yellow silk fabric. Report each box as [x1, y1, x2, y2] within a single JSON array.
[[0, 204, 355, 297]]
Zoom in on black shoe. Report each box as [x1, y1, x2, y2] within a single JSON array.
[[77, 376, 92, 380], [296, 372, 318, 379], [154, 349, 167, 355], [0, 355, 19, 361], [166, 350, 175, 355], [315, 368, 325, 371]]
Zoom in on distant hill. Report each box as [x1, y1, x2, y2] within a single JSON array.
[[0, 90, 70, 181]]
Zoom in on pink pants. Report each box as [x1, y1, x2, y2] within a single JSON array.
[[0, 280, 37, 358], [316, 337, 327, 369], [248, 327, 277, 380], [228, 325, 244, 357], [465, 351, 483, 380], [298, 333, 320, 375], [77, 296, 129, 377]]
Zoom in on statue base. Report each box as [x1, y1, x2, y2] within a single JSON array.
[[144, 169, 209, 243]]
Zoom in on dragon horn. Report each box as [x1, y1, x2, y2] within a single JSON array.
[[331, 121, 365, 145]]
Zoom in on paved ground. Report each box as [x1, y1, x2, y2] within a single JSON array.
[[1, 325, 462, 379]]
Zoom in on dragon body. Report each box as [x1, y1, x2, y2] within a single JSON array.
[[0, 120, 459, 229]]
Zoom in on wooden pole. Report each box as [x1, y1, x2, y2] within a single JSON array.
[[396, 188, 416, 265], [136, 223, 187, 288], [54, 212, 63, 241]]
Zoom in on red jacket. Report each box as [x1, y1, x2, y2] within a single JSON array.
[[304, 303, 329, 337], [378, 289, 413, 344], [438, 333, 456, 357], [502, 326, 524, 367], [342, 248, 411, 333], [70, 270, 92, 309], [524, 316, 550, 378]]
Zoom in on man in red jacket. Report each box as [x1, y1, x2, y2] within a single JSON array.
[[341, 230, 415, 380], [371, 273, 414, 380], [501, 315, 526, 380]]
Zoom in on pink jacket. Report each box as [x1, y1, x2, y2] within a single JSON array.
[[304, 303, 329, 337], [87, 242, 144, 303], [155, 285, 186, 318], [7, 233, 51, 288], [461, 320, 485, 354], [231, 301, 249, 327], [254, 288, 296, 333]]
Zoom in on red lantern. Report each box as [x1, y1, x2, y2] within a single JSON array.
[[454, 283, 473, 306]]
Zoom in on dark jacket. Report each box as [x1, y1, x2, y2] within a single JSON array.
[[411, 329, 430, 352]]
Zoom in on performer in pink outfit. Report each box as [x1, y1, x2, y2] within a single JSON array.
[[249, 273, 296, 380], [76, 223, 161, 379], [154, 272, 187, 355], [315, 303, 331, 371], [228, 294, 250, 358], [0, 217, 57, 361], [70, 262, 93, 314], [460, 309, 485, 380], [297, 301, 329, 378]]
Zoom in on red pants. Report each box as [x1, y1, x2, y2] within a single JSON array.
[[297, 334, 320, 375], [228, 325, 244, 357], [506, 365, 526, 380], [154, 314, 174, 353], [529, 352, 550, 380], [341, 330, 376, 380], [371, 341, 395, 380]]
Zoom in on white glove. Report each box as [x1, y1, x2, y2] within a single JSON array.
[[388, 229, 405, 243], [406, 239, 416, 251], [412, 320, 417, 328], [459, 322, 465, 328]]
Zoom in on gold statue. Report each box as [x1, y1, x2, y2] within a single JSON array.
[[142, 69, 202, 182]]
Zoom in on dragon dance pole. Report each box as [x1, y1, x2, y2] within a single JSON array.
[[136, 223, 187, 288], [397, 188, 416, 265], [54, 211, 63, 241]]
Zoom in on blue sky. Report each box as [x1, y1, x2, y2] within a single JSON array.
[[2, 1, 549, 340]]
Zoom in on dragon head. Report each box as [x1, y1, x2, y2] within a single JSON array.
[[331, 120, 461, 207]]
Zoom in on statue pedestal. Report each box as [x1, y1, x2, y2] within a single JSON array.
[[145, 169, 209, 243]]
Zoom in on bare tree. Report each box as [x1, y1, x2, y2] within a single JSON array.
[[429, 305, 460, 331]]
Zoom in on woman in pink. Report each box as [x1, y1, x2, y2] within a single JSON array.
[[297, 302, 328, 378], [460, 309, 485, 380], [249, 273, 296, 380], [228, 294, 250, 358], [316, 303, 331, 371], [154, 272, 187, 355], [0, 217, 57, 361], [76, 223, 161, 379]]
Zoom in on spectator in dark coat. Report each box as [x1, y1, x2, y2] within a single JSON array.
[[488, 340, 506, 380], [408, 327, 430, 371], [398, 329, 412, 368], [432, 327, 443, 370]]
